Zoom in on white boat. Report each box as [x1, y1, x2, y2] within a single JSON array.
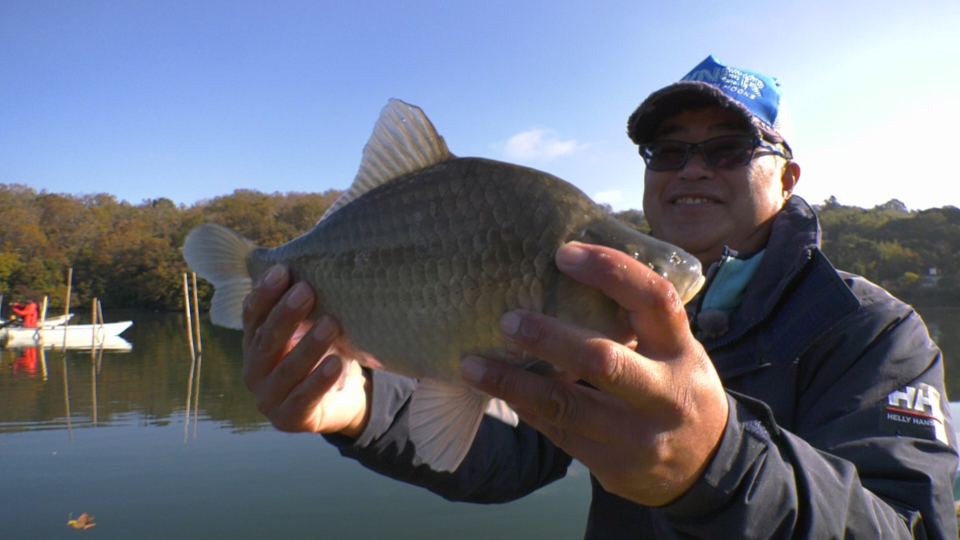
[[2, 321, 133, 351], [40, 313, 75, 327]]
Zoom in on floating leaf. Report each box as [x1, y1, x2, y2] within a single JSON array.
[[67, 513, 96, 530]]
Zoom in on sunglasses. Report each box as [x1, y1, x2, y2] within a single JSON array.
[[639, 135, 789, 171]]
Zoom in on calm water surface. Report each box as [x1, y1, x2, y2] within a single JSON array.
[[2, 307, 959, 539], [1, 312, 591, 539]]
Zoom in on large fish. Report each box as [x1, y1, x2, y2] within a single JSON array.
[[183, 99, 704, 472]]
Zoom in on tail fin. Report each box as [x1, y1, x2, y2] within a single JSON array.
[[183, 224, 258, 329]]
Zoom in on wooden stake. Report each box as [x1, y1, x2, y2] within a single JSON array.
[[91, 298, 98, 352], [183, 273, 196, 361], [39, 296, 49, 345], [91, 345, 98, 427], [64, 268, 73, 318], [62, 354, 73, 442], [94, 300, 107, 371], [192, 352, 202, 440], [62, 268, 73, 350], [40, 340, 49, 381], [191, 272, 202, 355]]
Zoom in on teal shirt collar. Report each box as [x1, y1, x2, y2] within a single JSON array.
[[701, 248, 765, 315], [694, 248, 765, 339]]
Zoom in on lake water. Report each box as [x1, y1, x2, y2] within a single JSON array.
[[2, 308, 959, 539]]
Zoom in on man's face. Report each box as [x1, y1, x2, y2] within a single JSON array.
[[642, 106, 797, 266]]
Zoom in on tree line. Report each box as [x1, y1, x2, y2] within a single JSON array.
[[2, 183, 959, 313]]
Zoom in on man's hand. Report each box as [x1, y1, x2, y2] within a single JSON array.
[[459, 242, 728, 507], [241, 265, 371, 438]]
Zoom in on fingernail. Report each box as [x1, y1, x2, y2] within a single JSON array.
[[312, 316, 337, 342], [321, 357, 341, 377], [460, 356, 486, 384], [556, 244, 587, 269], [261, 265, 285, 287], [286, 283, 311, 309], [500, 311, 521, 337]]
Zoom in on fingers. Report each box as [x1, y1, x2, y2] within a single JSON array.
[[253, 316, 343, 429], [495, 310, 664, 408], [270, 354, 344, 432], [460, 356, 629, 445], [242, 267, 317, 389], [267, 315, 340, 397], [242, 265, 290, 342], [555, 242, 690, 359]]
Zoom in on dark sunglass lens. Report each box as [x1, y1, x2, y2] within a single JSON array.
[[703, 137, 755, 168], [645, 141, 688, 170]]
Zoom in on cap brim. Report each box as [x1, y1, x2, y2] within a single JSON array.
[[627, 81, 780, 145]]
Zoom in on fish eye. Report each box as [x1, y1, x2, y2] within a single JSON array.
[[648, 263, 669, 279], [669, 253, 682, 266]]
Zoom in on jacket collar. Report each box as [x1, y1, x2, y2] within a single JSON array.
[[699, 196, 821, 350]]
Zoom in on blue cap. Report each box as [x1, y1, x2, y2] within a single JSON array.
[[627, 55, 792, 154]]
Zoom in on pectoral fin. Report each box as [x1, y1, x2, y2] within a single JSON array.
[[408, 380, 507, 472], [484, 398, 519, 427]]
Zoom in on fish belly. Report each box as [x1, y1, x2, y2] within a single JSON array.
[[256, 158, 605, 384]]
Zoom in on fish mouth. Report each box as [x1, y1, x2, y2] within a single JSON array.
[[677, 274, 706, 304]]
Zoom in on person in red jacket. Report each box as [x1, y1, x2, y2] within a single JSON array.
[[11, 301, 39, 328]]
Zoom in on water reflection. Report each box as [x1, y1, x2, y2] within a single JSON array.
[[0, 309, 957, 538], [4, 308, 958, 436], [0, 312, 594, 539], [11, 347, 39, 376], [0, 312, 265, 435]]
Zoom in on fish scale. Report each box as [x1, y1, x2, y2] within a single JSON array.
[[183, 98, 703, 472]]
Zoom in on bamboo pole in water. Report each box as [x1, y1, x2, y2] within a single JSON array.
[[191, 272, 202, 355], [62, 353, 73, 442], [97, 299, 105, 339], [183, 273, 196, 361], [183, 273, 198, 442], [62, 268, 73, 350], [91, 298, 98, 352], [40, 340, 49, 381], [95, 299, 106, 372], [191, 272, 202, 436], [192, 351, 202, 440], [91, 340, 98, 427], [38, 296, 49, 346]]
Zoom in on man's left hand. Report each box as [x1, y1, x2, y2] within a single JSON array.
[[459, 242, 729, 507]]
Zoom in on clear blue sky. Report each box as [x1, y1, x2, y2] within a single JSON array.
[[2, 1, 958, 212]]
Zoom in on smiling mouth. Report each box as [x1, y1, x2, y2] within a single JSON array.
[[673, 197, 715, 205]]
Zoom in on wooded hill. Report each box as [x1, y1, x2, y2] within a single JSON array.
[[2, 183, 958, 312]]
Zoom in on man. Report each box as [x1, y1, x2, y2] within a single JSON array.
[[241, 56, 958, 537], [11, 301, 39, 328]]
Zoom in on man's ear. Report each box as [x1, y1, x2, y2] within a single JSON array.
[[781, 161, 800, 197]]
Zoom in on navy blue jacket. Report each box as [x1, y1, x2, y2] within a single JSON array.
[[327, 197, 959, 538]]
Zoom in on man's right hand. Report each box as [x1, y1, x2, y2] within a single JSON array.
[[241, 265, 371, 438]]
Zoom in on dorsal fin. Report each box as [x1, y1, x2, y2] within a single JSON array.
[[318, 99, 453, 224]]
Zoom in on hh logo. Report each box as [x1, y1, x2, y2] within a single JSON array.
[[884, 383, 948, 444]]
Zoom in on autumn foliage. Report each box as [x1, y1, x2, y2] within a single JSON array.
[[2, 183, 959, 311], [0, 184, 340, 312]]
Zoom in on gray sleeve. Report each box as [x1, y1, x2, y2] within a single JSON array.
[[324, 369, 573, 504]]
